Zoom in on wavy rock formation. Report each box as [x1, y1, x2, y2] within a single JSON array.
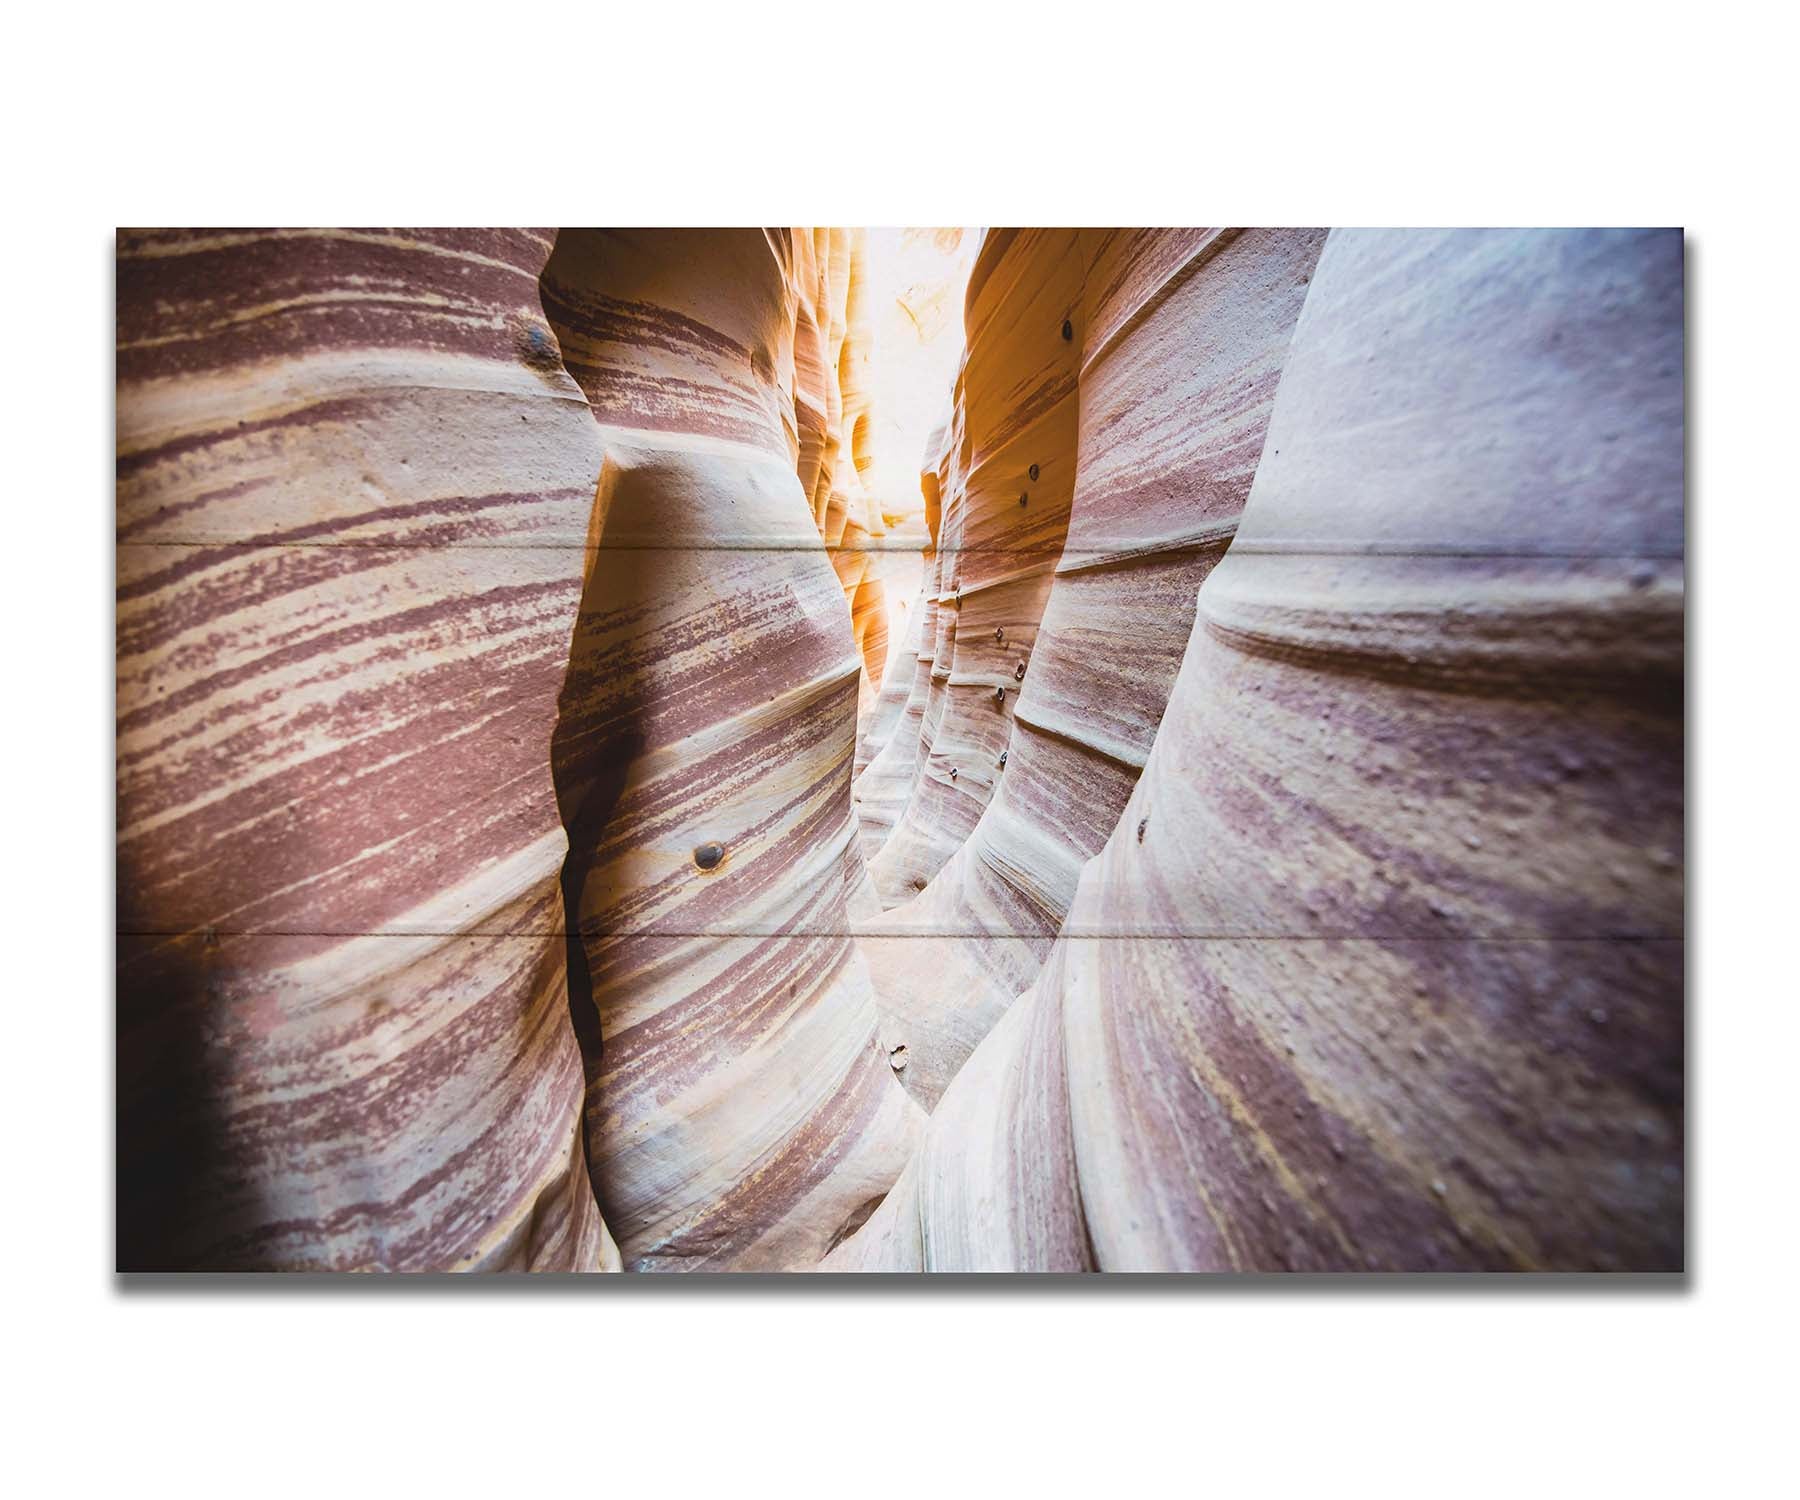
[[116, 229, 614, 1270], [792, 229, 851, 530], [853, 586, 924, 784], [862, 228, 1327, 1106], [865, 230, 1087, 905], [848, 228, 979, 772], [117, 225, 1683, 1275], [542, 229, 922, 1270], [850, 589, 933, 865], [831, 227, 1683, 1271], [850, 410, 952, 859], [790, 228, 888, 712], [832, 232, 893, 708]]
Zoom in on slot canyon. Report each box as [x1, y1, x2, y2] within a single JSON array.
[[115, 226, 1683, 1272]]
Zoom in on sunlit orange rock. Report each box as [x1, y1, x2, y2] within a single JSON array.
[[831, 228, 1683, 1271], [864, 230, 1086, 905], [861, 229, 1327, 1105]]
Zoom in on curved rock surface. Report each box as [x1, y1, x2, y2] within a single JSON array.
[[849, 229, 978, 772], [852, 585, 924, 783], [543, 229, 921, 1270], [865, 230, 1086, 905], [850, 410, 953, 860], [795, 228, 891, 711], [116, 228, 614, 1270], [792, 229, 851, 530], [117, 226, 1683, 1275], [863, 228, 1327, 1106], [831, 228, 1683, 1271]]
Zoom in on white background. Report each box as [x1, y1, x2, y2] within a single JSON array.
[[4, 2, 1791, 1494]]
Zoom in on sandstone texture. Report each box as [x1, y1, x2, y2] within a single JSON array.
[[116, 229, 614, 1270], [861, 228, 1328, 1106], [541, 229, 921, 1269], [831, 228, 1683, 1271], [864, 230, 1087, 907], [117, 226, 1683, 1274]]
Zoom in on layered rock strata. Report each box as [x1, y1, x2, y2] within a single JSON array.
[[850, 412, 952, 859], [831, 231, 894, 707], [791, 228, 892, 710], [542, 229, 922, 1270], [792, 229, 851, 529], [862, 228, 1327, 1106], [117, 226, 1683, 1275], [831, 228, 1683, 1271], [852, 586, 924, 784], [116, 228, 614, 1270], [864, 230, 1087, 905]]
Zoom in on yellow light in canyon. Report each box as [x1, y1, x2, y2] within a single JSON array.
[[855, 227, 977, 675]]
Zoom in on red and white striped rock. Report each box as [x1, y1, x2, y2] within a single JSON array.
[[830, 228, 1683, 1271], [544, 229, 922, 1269], [116, 228, 614, 1270], [861, 229, 1327, 1106]]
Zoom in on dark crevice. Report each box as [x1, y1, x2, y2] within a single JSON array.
[[539, 229, 634, 1256]]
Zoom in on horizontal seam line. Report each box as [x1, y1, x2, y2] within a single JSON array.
[[117, 930, 1686, 942], [113, 540, 1689, 558]]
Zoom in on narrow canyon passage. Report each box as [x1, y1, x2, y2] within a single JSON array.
[[114, 226, 1682, 1272], [540, 230, 927, 1268], [835, 229, 1682, 1272]]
